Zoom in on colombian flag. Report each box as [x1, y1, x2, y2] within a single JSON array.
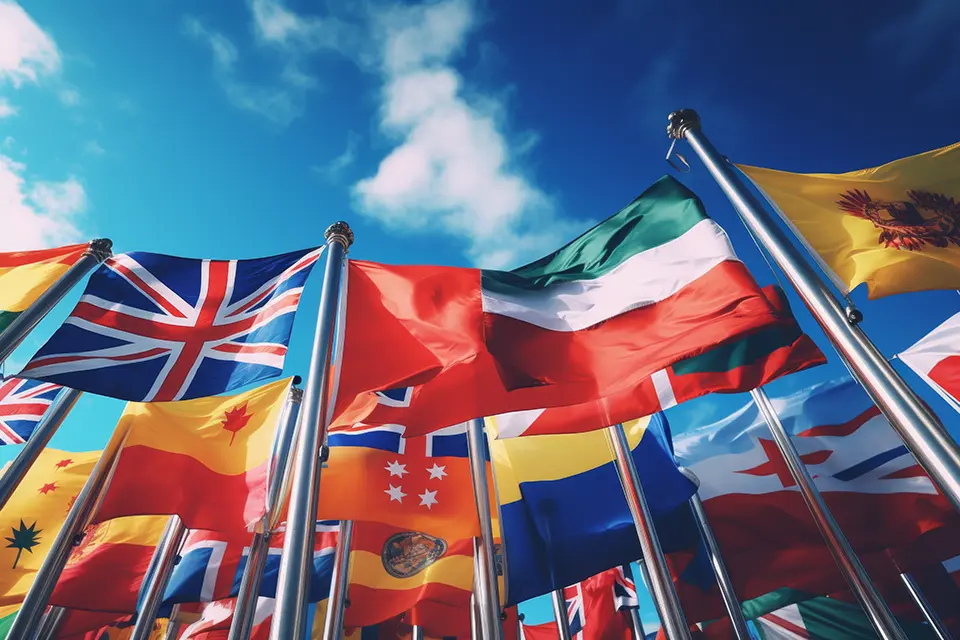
[[740, 142, 960, 298], [0, 244, 88, 333], [93, 377, 292, 531]]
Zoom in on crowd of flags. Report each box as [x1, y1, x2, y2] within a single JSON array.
[[1, 127, 960, 640]]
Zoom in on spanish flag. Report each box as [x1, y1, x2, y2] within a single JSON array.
[[93, 377, 292, 531], [0, 448, 100, 617], [740, 142, 960, 298], [0, 244, 88, 332]]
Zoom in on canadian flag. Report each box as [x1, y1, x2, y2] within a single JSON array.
[[899, 309, 960, 409]]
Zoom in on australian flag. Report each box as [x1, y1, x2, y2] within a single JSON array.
[[0, 377, 62, 445], [20, 247, 322, 402]]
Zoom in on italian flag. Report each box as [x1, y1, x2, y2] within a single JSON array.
[[0, 244, 88, 333], [899, 309, 960, 411], [334, 175, 783, 437]]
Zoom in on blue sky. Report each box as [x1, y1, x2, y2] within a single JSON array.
[[3, 0, 960, 630]]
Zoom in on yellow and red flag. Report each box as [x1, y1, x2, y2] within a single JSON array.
[[0, 448, 100, 617], [740, 142, 960, 298], [93, 377, 292, 531], [0, 243, 88, 333]]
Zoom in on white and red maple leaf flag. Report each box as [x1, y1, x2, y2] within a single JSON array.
[[900, 310, 960, 409]]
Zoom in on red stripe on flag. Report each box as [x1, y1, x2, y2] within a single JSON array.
[[796, 406, 881, 438], [52, 542, 156, 613], [929, 355, 960, 404]]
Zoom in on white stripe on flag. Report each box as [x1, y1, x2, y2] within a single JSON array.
[[651, 369, 677, 410]]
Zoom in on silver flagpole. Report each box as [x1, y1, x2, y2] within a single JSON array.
[[551, 589, 573, 640], [131, 515, 187, 640], [751, 387, 906, 639], [0, 387, 81, 509], [899, 573, 951, 640], [36, 606, 67, 640], [666, 109, 960, 513], [467, 417, 504, 640], [628, 608, 646, 640], [678, 468, 750, 640], [411, 625, 425, 640], [470, 593, 481, 640], [608, 424, 691, 640], [6, 444, 122, 637], [0, 238, 113, 364], [165, 605, 182, 640], [271, 223, 353, 640], [230, 383, 303, 640], [321, 519, 354, 640]]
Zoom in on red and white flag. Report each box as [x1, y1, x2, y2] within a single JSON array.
[[900, 310, 960, 409]]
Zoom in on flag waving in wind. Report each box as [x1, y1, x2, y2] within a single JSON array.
[[0, 377, 62, 445], [21, 247, 322, 401], [0, 243, 88, 334]]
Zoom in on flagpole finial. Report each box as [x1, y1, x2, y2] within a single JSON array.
[[87, 238, 113, 261], [325, 222, 354, 249], [667, 109, 701, 139], [678, 466, 701, 489]]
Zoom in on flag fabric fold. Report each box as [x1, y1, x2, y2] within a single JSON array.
[[0, 377, 63, 446], [333, 175, 781, 437], [899, 309, 960, 408], [0, 243, 88, 334], [562, 567, 634, 640]]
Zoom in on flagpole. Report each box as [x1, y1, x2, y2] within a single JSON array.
[[471, 593, 481, 640], [321, 519, 354, 640], [131, 515, 187, 640], [0, 386, 81, 509], [608, 423, 691, 640], [272, 222, 352, 640], [165, 605, 182, 640], [678, 468, 750, 640], [899, 573, 951, 640], [551, 589, 573, 640], [467, 417, 504, 640], [36, 606, 67, 640], [0, 239, 113, 365], [750, 387, 907, 639], [628, 608, 646, 640], [666, 109, 960, 513], [6, 444, 122, 637], [411, 625, 425, 640], [230, 383, 303, 640]]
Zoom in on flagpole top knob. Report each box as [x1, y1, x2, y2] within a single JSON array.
[[667, 109, 701, 139], [87, 238, 113, 261], [325, 221, 354, 248], [678, 466, 700, 488]]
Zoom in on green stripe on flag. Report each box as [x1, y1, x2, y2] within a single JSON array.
[[481, 175, 708, 293], [0, 609, 17, 640], [672, 322, 802, 377], [0, 310, 19, 335]]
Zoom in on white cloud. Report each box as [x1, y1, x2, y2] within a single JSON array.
[[312, 131, 360, 180], [353, 0, 584, 268], [58, 87, 80, 106], [0, 154, 87, 250], [84, 140, 105, 156], [0, 1, 61, 88], [248, 0, 358, 54], [0, 97, 16, 118]]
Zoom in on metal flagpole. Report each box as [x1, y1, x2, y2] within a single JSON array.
[[165, 605, 182, 640], [628, 608, 646, 640], [271, 223, 353, 640], [230, 383, 303, 640], [0, 238, 113, 364], [0, 387, 81, 509], [608, 424, 691, 640], [36, 606, 67, 640], [471, 593, 481, 640], [131, 515, 187, 640], [321, 519, 354, 640], [6, 444, 122, 637], [411, 625, 425, 640], [667, 109, 960, 513], [750, 387, 906, 639], [678, 468, 750, 640], [551, 589, 573, 640], [467, 417, 504, 640], [899, 573, 951, 640]]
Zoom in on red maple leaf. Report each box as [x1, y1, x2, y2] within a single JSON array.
[[54, 458, 73, 470], [221, 403, 252, 446], [37, 482, 57, 495]]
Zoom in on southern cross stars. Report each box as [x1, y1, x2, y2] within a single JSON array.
[[385, 460, 408, 477], [383, 460, 445, 509], [427, 463, 447, 480], [385, 484, 407, 503], [419, 489, 438, 509]]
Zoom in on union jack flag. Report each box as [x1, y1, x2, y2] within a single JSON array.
[[0, 377, 62, 445], [21, 247, 322, 402], [612, 564, 638, 610], [326, 419, 489, 460], [564, 582, 585, 640]]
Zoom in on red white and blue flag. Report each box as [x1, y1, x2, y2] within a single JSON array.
[[0, 377, 62, 445], [564, 583, 585, 640], [20, 248, 322, 402], [612, 564, 638, 611]]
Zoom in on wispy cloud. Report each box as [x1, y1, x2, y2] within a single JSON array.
[[84, 140, 106, 156], [0, 97, 16, 118], [0, 154, 87, 250], [312, 131, 360, 181], [0, 0, 61, 87], [58, 87, 80, 106]]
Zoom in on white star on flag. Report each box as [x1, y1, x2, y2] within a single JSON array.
[[419, 489, 439, 509], [385, 460, 408, 477], [427, 463, 447, 480], [385, 484, 406, 503]]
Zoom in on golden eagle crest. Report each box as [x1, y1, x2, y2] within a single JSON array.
[[381, 531, 447, 578], [836, 189, 960, 251]]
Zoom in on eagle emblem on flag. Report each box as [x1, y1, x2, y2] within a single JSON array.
[[381, 531, 446, 578], [837, 189, 960, 251]]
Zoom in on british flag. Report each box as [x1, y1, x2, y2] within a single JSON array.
[[21, 247, 322, 402], [612, 564, 639, 610], [564, 583, 586, 640], [0, 377, 62, 445], [326, 419, 489, 460]]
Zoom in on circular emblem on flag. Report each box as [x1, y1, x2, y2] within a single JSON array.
[[837, 189, 960, 251], [66, 521, 108, 566], [381, 531, 447, 578]]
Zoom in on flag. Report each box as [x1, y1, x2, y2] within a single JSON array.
[[92, 377, 292, 531], [611, 565, 638, 611], [563, 568, 633, 640], [51, 515, 170, 613], [177, 597, 274, 640], [899, 309, 960, 407], [0, 448, 100, 614], [739, 142, 960, 298], [0, 243, 88, 333], [494, 286, 824, 438], [488, 412, 696, 605], [520, 622, 560, 640], [0, 377, 62, 445], [753, 597, 937, 640], [56, 611, 167, 640], [332, 175, 782, 437], [21, 247, 322, 401], [345, 521, 474, 638], [320, 423, 488, 539], [164, 521, 337, 605]]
